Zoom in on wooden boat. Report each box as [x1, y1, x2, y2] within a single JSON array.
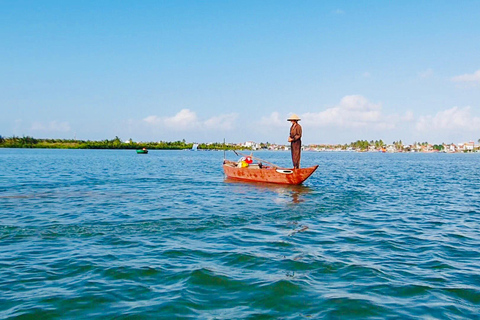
[[223, 160, 318, 185], [136, 149, 148, 154]]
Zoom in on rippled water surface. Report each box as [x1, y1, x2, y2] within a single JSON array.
[[1, 149, 479, 319]]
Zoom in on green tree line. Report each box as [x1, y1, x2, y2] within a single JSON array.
[[0, 135, 246, 150], [348, 139, 386, 150]]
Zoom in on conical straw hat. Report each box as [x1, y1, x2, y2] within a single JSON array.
[[287, 114, 301, 121]]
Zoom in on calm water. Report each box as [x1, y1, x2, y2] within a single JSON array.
[[1, 149, 479, 319]]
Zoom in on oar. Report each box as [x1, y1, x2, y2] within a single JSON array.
[[233, 150, 281, 168], [223, 138, 226, 160]]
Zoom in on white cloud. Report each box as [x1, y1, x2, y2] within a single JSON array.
[[143, 109, 237, 131], [451, 69, 480, 83], [253, 96, 418, 144], [31, 121, 71, 132], [143, 109, 199, 130], [204, 113, 238, 130], [333, 9, 345, 14], [169, 109, 199, 129], [416, 106, 480, 132], [402, 110, 415, 121], [259, 112, 284, 128], [255, 96, 417, 142], [419, 68, 433, 78], [251, 98, 480, 144], [302, 95, 399, 129], [143, 115, 160, 124], [363, 72, 371, 78]]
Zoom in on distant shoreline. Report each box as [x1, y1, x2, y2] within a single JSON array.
[[1, 147, 478, 154], [0, 136, 232, 151], [0, 136, 478, 153]]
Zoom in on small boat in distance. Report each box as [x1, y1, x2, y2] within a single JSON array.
[[223, 154, 318, 185], [136, 148, 148, 154]]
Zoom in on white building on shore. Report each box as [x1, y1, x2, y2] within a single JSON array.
[[244, 141, 261, 150]]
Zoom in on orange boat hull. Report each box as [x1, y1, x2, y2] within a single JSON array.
[[223, 164, 318, 185]]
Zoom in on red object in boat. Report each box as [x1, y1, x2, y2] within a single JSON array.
[[223, 161, 318, 185]]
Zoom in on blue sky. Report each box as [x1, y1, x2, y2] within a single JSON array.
[[1, 0, 479, 144]]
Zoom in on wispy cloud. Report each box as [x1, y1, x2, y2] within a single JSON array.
[[416, 106, 480, 132], [451, 69, 480, 83], [252, 96, 423, 144], [204, 113, 238, 130], [333, 9, 345, 15], [300, 95, 411, 130], [144, 109, 200, 130], [254, 96, 416, 144], [31, 121, 71, 132], [135, 102, 479, 144], [419, 68, 434, 78], [143, 109, 238, 131], [259, 112, 284, 128]]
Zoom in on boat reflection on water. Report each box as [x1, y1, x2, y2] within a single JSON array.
[[224, 178, 313, 204]]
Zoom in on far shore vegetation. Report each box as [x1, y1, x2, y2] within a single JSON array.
[[0, 136, 231, 150], [1, 135, 479, 152]]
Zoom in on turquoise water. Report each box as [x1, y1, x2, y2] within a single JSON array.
[[1, 149, 479, 319]]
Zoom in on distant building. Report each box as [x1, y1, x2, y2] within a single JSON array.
[[386, 145, 396, 153], [464, 141, 475, 151], [444, 144, 457, 153], [244, 141, 261, 150]]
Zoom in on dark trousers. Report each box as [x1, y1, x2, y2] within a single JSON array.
[[291, 140, 301, 169]]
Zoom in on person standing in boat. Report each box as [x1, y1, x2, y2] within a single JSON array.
[[287, 114, 302, 169]]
